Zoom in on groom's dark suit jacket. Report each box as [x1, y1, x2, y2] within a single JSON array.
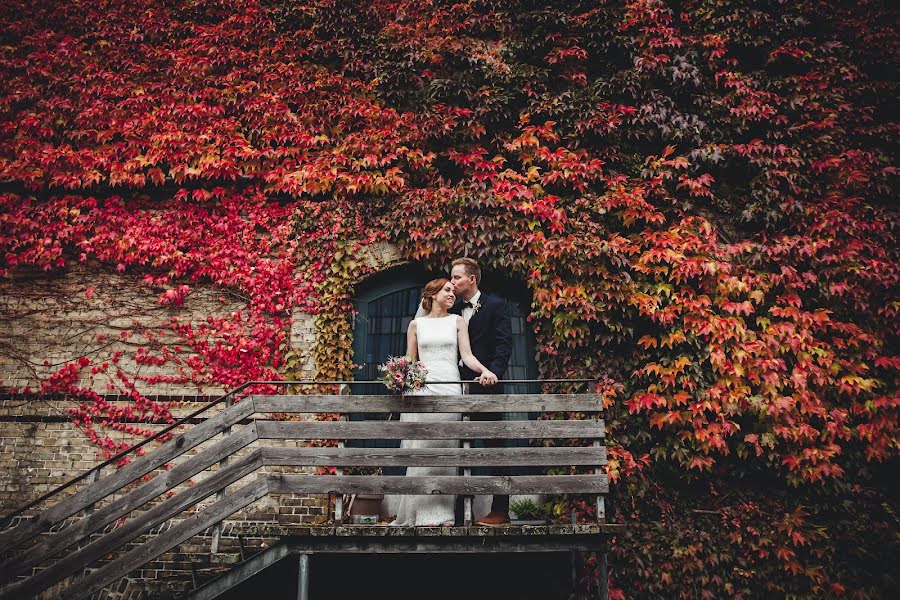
[[451, 292, 512, 392], [451, 291, 514, 516]]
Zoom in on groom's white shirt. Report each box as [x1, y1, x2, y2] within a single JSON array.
[[462, 290, 481, 324]]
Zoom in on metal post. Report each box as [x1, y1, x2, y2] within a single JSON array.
[[297, 553, 310, 600]]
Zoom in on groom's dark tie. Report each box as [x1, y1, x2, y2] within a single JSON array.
[[462, 301, 473, 308]]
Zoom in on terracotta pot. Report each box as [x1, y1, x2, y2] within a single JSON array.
[[349, 494, 383, 517]]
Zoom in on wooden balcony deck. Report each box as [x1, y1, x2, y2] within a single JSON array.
[[229, 523, 623, 553]]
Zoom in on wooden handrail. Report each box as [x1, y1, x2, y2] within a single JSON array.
[[253, 393, 602, 413], [0, 379, 595, 526], [0, 380, 375, 526], [267, 474, 609, 495]]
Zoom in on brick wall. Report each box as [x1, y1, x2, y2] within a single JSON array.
[[0, 262, 255, 395], [0, 246, 412, 598]]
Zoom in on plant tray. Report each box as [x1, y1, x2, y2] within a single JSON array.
[[510, 519, 550, 526]]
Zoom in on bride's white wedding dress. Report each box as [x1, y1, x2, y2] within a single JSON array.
[[387, 315, 462, 526]]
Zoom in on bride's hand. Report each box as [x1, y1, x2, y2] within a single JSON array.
[[476, 370, 498, 386]]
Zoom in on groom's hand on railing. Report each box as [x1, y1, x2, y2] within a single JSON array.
[[476, 371, 498, 386]]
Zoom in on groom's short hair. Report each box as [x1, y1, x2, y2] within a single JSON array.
[[452, 257, 481, 285]]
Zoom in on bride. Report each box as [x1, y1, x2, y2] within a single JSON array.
[[387, 278, 497, 527]]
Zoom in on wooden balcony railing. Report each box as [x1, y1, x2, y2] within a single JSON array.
[[0, 380, 617, 600]]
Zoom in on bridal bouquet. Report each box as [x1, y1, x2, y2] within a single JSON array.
[[378, 355, 428, 393]]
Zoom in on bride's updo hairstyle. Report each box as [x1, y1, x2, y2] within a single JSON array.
[[420, 278, 449, 312]]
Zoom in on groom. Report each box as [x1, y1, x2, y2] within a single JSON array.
[[449, 257, 513, 526]]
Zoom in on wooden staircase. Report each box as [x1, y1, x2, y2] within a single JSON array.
[[0, 388, 613, 600]]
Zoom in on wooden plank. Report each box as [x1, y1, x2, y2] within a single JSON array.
[[0, 397, 256, 554], [57, 476, 270, 600], [80, 467, 102, 518], [333, 383, 349, 524], [185, 543, 293, 600], [594, 438, 606, 523], [260, 446, 606, 467], [0, 424, 258, 586], [462, 413, 472, 526], [334, 414, 348, 523], [211, 395, 237, 553], [2, 451, 262, 600], [267, 474, 608, 495], [256, 419, 605, 440], [252, 394, 602, 414]]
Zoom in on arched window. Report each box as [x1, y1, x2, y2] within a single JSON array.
[[349, 264, 538, 472]]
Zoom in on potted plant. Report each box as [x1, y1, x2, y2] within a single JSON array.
[[509, 498, 553, 525], [345, 466, 384, 525]]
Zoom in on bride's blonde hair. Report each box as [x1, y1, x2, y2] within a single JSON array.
[[420, 278, 449, 312]]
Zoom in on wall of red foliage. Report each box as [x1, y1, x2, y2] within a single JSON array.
[[1, 1, 896, 596]]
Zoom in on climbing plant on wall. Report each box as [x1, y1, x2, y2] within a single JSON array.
[[1, 0, 896, 596]]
